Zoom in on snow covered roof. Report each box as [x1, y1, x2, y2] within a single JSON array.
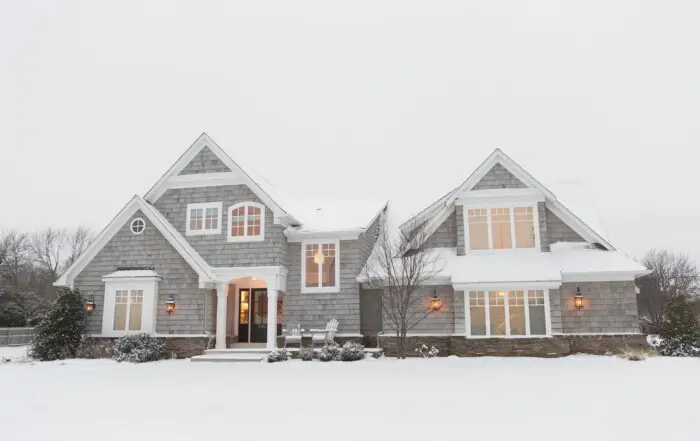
[[549, 242, 648, 279]]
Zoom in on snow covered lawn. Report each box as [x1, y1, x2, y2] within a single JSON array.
[[2, 348, 699, 441]]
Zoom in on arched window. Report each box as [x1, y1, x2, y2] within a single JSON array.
[[228, 202, 265, 242]]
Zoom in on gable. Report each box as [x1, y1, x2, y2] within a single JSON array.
[[472, 163, 528, 190], [178, 146, 232, 175], [424, 209, 457, 249], [546, 208, 585, 243]]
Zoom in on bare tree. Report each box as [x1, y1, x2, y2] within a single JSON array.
[[639, 249, 699, 333], [64, 226, 95, 269], [362, 220, 444, 358], [0, 231, 31, 291], [29, 227, 67, 281]]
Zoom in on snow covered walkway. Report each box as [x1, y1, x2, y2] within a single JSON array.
[[1, 347, 698, 441]]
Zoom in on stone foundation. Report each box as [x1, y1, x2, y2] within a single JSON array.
[[378, 334, 649, 357], [86, 336, 212, 359], [275, 335, 363, 348]]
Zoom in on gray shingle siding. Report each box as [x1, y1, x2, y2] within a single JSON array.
[[377, 285, 456, 334], [179, 147, 231, 175], [557, 282, 639, 334], [424, 210, 457, 249], [153, 185, 287, 267], [472, 163, 527, 190], [538, 201, 550, 252], [546, 208, 585, 243], [456, 205, 465, 255], [73, 211, 214, 335]]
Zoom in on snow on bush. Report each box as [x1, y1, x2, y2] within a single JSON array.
[[656, 295, 700, 357], [299, 348, 314, 361], [76, 336, 105, 359], [266, 348, 289, 363], [415, 344, 439, 358], [29, 287, 87, 361], [318, 343, 342, 362], [340, 341, 365, 361], [112, 334, 167, 363]]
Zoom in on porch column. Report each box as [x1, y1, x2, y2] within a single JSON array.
[[215, 282, 228, 349], [266, 289, 278, 349]]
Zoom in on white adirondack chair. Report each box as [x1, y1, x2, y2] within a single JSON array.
[[283, 323, 302, 348], [310, 319, 338, 347]]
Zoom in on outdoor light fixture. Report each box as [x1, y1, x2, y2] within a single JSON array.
[[85, 296, 96, 313], [574, 286, 584, 310], [430, 290, 443, 311], [165, 296, 177, 315]]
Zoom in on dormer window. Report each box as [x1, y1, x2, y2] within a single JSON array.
[[466, 205, 538, 251], [186, 202, 222, 235], [228, 202, 265, 242]]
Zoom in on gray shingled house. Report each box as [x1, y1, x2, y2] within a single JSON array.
[[55, 133, 650, 357]]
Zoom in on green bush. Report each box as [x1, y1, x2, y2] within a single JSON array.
[[29, 288, 87, 361], [658, 295, 700, 357]]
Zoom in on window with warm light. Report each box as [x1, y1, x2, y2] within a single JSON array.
[[466, 205, 538, 251], [186, 202, 222, 235], [228, 202, 265, 242], [113, 289, 143, 331], [302, 240, 339, 292], [467, 290, 549, 337]]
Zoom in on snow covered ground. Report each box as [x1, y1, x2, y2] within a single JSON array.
[[1, 347, 699, 441]]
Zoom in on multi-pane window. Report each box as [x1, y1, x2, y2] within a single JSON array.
[[186, 202, 222, 235], [228, 202, 265, 241], [466, 205, 537, 251], [113, 290, 143, 331], [303, 241, 338, 291], [467, 290, 548, 337]]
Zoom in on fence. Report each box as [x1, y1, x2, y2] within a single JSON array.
[[0, 327, 35, 347]]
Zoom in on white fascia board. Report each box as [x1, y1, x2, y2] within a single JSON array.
[[456, 187, 545, 206], [211, 266, 288, 279], [358, 276, 452, 286], [167, 172, 246, 190], [453, 281, 562, 291], [398, 188, 458, 233], [55, 196, 215, 287], [561, 271, 647, 283], [285, 229, 364, 242]]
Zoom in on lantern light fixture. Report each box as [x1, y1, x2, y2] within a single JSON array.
[[574, 286, 584, 310], [165, 296, 177, 315], [85, 296, 96, 313], [430, 290, 443, 311]]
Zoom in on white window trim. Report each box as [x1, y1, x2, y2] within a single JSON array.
[[463, 203, 541, 253], [101, 277, 160, 337], [464, 289, 552, 338], [301, 238, 340, 294], [186, 202, 223, 236], [130, 218, 146, 235], [227, 202, 265, 242]]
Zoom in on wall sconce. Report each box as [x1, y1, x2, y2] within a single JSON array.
[[574, 286, 584, 310], [430, 290, 443, 311], [165, 296, 177, 315], [85, 296, 96, 313]]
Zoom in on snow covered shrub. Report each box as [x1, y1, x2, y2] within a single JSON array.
[[318, 343, 342, 362], [76, 336, 105, 359], [266, 348, 289, 363], [340, 341, 365, 361], [112, 334, 167, 363], [658, 295, 700, 357], [29, 287, 87, 361], [415, 344, 439, 358], [299, 348, 315, 361]]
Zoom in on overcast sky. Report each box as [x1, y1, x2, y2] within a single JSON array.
[[1, 1, 699, 263]]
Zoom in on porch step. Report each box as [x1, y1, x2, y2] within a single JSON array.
[[190, 353, 266, 363], [203, 348, 272, 355]]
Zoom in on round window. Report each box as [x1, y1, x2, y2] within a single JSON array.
[[130, 218, 145, 235]]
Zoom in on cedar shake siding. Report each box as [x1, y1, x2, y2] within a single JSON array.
[[178, 146, 232, 175], [546, 208, 585, 243], [153, 185, 287, 267], [424, 210, 457, 249], [472, 163, 528, 190], [73, 211, 214, 335]]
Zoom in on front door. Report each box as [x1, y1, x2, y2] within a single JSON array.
[[237, 288, 282, 343]]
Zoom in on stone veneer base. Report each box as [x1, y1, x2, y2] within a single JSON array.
[[87, 336, 213, 359], [378, 335, 649, 358]]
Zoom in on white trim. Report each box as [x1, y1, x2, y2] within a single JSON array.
[[453, 281, 561, 291], [546, 201, 614, 250], [144, 133, 299, 226], [168, 172, 246, 190], [562, 271, 642, 282], [552, 332, 644, 336], [130, 218, 145, 235], [227, 201, 265, 242], [286, 229, 364, 242], [464, 288, 553, 338], [54, 195, 215, 287], [101, 278, 159, 337], [462, 203, 541, 253], [456, 188, 545, 206], [301, 239, 341, 294], [186, 202, 223, 236], [89, 333, 212, 338]]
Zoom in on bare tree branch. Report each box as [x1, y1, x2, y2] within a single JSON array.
[[29, 227, 67, 281], [64, 226, 95, 269], [0, 231, 30, 291]]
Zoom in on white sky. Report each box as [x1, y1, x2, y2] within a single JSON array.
[[1, 1, 699, 263]]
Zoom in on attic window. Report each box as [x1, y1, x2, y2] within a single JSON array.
[[130, 218, 145, 235], [228, 202, 265, 242]]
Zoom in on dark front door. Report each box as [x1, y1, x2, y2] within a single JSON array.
[[238, 288, 282, 343]]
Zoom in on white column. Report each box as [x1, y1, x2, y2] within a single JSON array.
[[215, 282, 228, 349], [266, 289, 278, 349]]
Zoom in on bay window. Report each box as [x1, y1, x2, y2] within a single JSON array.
[[228, 202, 265, 242], [101, 270, 161, 336], [466, 289, 549, 337], [466, 205, 538, 251], [302, 240, 339, 293]]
